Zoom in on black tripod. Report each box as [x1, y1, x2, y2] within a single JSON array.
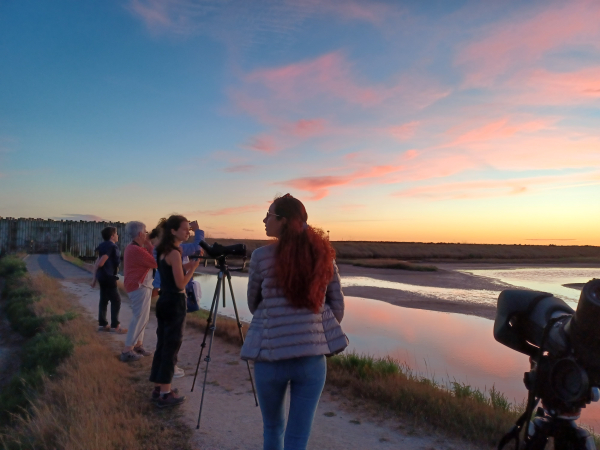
[[524, 407, 595, 450], [190, 256, 258, 429]]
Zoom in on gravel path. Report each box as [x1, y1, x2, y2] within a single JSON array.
[[25, 254, 484, 450]]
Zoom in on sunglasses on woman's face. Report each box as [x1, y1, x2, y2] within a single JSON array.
[[265, 211, 281, 220]]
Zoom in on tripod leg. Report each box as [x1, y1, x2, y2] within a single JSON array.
[[226, 273, 258, 407], [197, 274, 222, 429], [191, 275, 221, 392]]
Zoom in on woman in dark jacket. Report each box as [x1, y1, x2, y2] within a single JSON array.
[[241, 194, 348, 450]]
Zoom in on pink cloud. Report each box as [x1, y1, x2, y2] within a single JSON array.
[[388, 121, 419, 141], [515, 67, 600, 105], [457, 0, 600, 85], [284, 119, 327, 138], [245, 52, 382, 107], [393, 171, 600, 200], [244, 134, 280, 153], [445, 117, 554, 148], [280, 164, 405, 200]]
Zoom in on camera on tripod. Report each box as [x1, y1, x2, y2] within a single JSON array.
[[494, 278, 600, 449], [196, 240, 246, 259]]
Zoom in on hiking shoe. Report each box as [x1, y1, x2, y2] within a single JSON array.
[[151, 387, 178, 401], [156, 391, 186, 408], [133, 346, 152, 356], [173, 366, 185, 378], [110, 326, 127, 334], [119, 351, 141, 362]]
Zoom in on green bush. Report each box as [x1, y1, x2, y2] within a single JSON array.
[[22, 331, 74, 374], [0, 256, 27, 279], [0, 259, 76, 425]]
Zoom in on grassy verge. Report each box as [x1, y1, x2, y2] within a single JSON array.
[[0, 255, 191, 450], [60, 252, 87, 269], [338, 258, 438, 271], [327, 353, 522, 446]]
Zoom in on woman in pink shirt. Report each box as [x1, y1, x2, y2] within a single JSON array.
[[120, 221, 157, 362]]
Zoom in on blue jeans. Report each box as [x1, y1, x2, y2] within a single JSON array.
[[254, 355, 326, 450]]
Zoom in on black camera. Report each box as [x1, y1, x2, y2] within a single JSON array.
[[494, 279, 600, 449], [197, 240, 246, 259]]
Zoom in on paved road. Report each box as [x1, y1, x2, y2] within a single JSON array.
[[25, 253, 89, 280]]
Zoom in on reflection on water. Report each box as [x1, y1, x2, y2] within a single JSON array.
[[194, 272, 600, 428], [460, 268, 600, 308], [342, 276, 499, 306]]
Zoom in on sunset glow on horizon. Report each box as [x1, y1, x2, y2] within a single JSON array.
[[1, 0, 599, 245]]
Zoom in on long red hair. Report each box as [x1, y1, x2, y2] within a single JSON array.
[[273, 194, 336, 313]]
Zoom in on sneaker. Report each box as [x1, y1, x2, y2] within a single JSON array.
[[98, 325, 110, 332], [119, 351, 141, 362], [151, 387, 178, 401], [133, 346, 152, 356], [173, 366, 185, 378], [110, 326, 128, 334], [156, 391, 186, 408]]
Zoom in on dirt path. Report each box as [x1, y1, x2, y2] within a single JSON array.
[[25, 254, 484, 450]]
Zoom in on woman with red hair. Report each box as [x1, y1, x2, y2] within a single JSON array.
[[241, 194, 348, 450]]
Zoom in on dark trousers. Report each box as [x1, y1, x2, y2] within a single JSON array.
[[98, 281, 121, 328], [149, 292, 186, 385]]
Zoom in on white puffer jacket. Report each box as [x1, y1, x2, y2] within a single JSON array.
[[240, 244, 348, 361]]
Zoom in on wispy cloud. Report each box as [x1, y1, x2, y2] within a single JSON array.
[[456, 0, 600, 86], [191, 204, 265, 216], [54, 214, 108, 222], [279, 164, 405, 200], [393, 171, 600, 200], [223, 164, 256, 173]]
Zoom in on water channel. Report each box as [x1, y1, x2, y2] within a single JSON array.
[[193, 266, 600, 429]]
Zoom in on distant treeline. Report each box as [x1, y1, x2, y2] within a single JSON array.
[[203, 238, 600, 262]]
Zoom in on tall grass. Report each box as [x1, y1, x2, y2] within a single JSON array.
[[0, 256, 192, 450], [327, 353, 523, 446]]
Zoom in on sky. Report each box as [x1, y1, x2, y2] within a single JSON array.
[[1, 0, 599, 244]]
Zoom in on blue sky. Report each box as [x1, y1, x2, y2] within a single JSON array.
[[1, 0, 599, 243]]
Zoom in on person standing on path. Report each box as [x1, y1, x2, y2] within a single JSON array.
[[151, 217, 204, 377], [149, 215, 200, 407], [120, 221, 158, 362], [91, 226, 126, 333], [241, 194, 348, 450]]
